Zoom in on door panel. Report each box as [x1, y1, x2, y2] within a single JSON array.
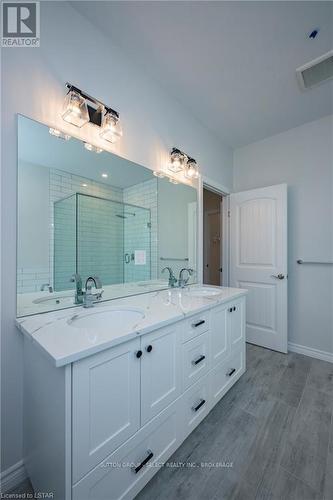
[[230, 184, 287, 353], [141, 324, 181, 424]]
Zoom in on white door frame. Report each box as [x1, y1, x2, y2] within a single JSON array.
[[198, 176, 230, 287]]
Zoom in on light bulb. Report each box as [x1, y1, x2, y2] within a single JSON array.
[[101, 173, 108, 178], [62, 90, 89, 128], [100, 111, 122, 143]]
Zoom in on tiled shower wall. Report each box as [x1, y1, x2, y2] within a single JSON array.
[[18, 169, 157, 293], [123, 179, 158, 282]]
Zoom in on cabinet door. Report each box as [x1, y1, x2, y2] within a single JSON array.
[[229, 298, 245, 350], [210, 304, 230, 367], [141, 324, 181, 425], [72, 339, 141, 482]]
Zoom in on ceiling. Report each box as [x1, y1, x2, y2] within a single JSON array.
[[18, 116, 153, 188], [72, 1, 333, 148]]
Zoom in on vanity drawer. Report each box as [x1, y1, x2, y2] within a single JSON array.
[[182, 374, 210, 440], [210, 346, 245, 407], [72, 399, 182, 500], [182, 332, 210, 390], [183, 311, 210, 343]]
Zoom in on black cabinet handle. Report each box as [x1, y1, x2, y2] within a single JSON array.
[[132, 449, 154, 474], [192, 355, 206, 366], [227, 368, 236, 377], [192, 319, 205, 328], [146, 345, 153, 353], [136, 350, 143, 359], [233, 306, 236, 311], [192, 399, 206, 412], [229, 307, 233, 313]]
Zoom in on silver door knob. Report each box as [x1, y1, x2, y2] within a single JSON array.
[[271, 274, 285, 280]]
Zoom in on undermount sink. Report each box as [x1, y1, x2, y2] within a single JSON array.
[[33, 294, 74, 305], [187, 287, 223, 297], [68, 307, 145, 331]]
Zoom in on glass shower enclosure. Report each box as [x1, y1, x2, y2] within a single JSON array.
[[54, 193, 151, 291]]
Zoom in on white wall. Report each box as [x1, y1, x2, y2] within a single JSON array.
[[0, 2, 233, 473], [233, 115, 333, 356]]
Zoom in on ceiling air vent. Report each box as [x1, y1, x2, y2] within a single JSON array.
[[296, 50, 333, 90]]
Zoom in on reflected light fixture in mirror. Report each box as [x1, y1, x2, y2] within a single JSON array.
[[84, 142, 103, 154], [49, 128, 71, 141], [62, 89, 89, 127], [100, 110, 123, 143]]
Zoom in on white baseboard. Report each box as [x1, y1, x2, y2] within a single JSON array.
[[288, 342, 333, 364], [0, 460, 27, 493]]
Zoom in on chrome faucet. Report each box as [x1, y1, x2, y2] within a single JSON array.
[[70, 274, 104, 308], [162, 267, 178, 288], [40, 283, 53, 293], [70, 273, 84, 304], [84, 276, 103, 308], [178, 268, 194, 288]]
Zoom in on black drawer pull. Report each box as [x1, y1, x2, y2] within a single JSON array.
[[136, 350, 143, 359], [229, 307, 233, 313], [192, 399, 206, 412], [192, 355, 206, 366], [146, 345, 153, 353], [227, 368, 236, 377], [233, 306, 236, 311], [192, 319, 205, 328], [133, 449, 154, 474]]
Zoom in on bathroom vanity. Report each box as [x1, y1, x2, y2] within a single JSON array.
[[17, 286, 247, 500]]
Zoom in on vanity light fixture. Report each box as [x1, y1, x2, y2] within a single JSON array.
[[49, 128, 71, 141], [84, 142, 103, 154], [62, 83, 122, 143], [100, 110, 122, 143], [184, 157, 200, 179], [169, 147, 200, 179], [169, 148, 186, 173]]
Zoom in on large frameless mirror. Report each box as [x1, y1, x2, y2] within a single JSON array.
[[17, 115, 198, 316]]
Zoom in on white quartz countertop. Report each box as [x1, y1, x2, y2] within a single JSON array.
[[16, 285, 247, 368]]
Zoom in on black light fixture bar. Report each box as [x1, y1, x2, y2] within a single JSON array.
[[65, 82, 119, 119]]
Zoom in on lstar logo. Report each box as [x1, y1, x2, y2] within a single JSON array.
[[1, 1, 40, 47]]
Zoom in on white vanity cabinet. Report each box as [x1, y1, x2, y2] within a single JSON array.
[[22, 293, 246, 500]]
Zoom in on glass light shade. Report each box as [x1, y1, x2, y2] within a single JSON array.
[[184, 160, 200, 179], [100, 112, 122, 143], [168, 150, 185, 173], [84, 142, 103, 154], [62, 90, 89, 128], [49, 128, 71, 141]]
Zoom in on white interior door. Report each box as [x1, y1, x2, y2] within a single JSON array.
[[230, 184, 287, 353]]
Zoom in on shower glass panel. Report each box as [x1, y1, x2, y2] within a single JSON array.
[[54, 193, 151, 291], [54, 194, 76, 291]]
